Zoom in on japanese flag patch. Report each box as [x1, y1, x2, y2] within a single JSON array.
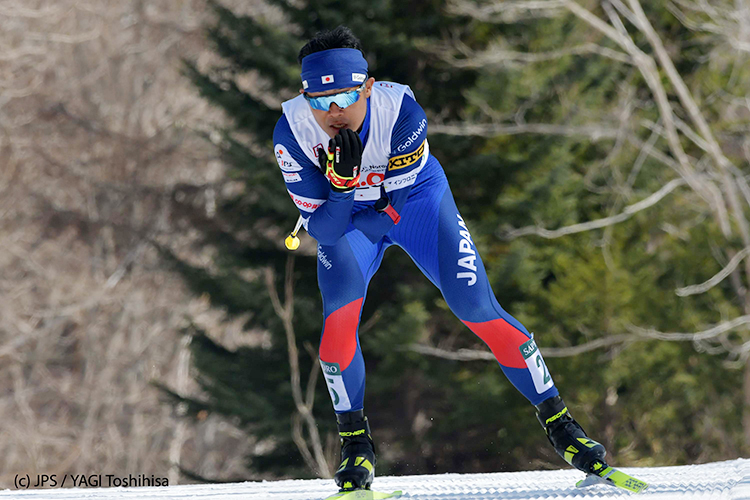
[[321, 75, 334, 84]]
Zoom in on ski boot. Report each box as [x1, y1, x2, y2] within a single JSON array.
[[535, 395, 607, 474], [334, 409, 376, 491]]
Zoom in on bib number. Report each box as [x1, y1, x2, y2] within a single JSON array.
[[520, 338, 554, 394], [320, 360, 352, 412]]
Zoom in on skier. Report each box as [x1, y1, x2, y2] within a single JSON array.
[[273, 26, 606, 492]]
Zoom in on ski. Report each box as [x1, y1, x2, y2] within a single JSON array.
[[322, 489, 402, 500], [576, 460, 648, 493]]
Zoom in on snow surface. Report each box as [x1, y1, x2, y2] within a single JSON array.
[[1, 459, 748, 500]]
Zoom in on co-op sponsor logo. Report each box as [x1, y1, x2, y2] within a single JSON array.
[[396, 119, 427, 152], [289, 193, 321, 211]]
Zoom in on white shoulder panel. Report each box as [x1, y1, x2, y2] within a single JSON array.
[[280, 81, 414, 201]]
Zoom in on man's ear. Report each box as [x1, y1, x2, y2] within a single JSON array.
[[299, 88, 305, 94], [364, 77, 376, 98]]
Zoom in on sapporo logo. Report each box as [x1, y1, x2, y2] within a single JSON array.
[[321, 361, 341, 375], [520, 339, 538, 360], [388, 140, 425, 171]]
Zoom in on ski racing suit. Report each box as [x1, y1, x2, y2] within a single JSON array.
[[273, 81, 559, 413]]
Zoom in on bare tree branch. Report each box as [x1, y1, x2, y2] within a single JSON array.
[[441, 0, 750, 451], [503, 177, 687, 239], [435, 42, 633, 67], [608, 0, 641, 29], [264, 260, 332, 478], [304, 341, 321, 412], [561, 0, 635, 52], [406, 335, 635, 359], [0, 3, 62, 17], [0, 0, 258, 484], [291, 413, 315, 474], [669, 0, 750, 53], [430, 122, 620, 139], [625, 120, 662, 189], [447, 0, 567, 22], [628, 315, 750, 342], [168, 334, 191, 485], [627, 0, 750, 293], [406, 344, 495, 361], [562, 0, 728, 234], [26, 28, 101, 44], [677, 247, 750, 297], [602, 0, 633, 40], [410, 315, 750, 361]]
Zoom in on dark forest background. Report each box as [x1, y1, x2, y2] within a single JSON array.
[[1, 0, 747, 487], [170, 0, 749, 481]]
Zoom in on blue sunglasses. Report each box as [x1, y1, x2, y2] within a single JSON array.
[[304, 82, 366, 111]]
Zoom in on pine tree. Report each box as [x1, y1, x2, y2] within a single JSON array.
[[169, 0, 744, 481], [165, 0, 490, 480]]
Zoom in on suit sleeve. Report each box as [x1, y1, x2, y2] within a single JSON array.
[[352, 94, 428, 242], [273, 115, 354, 246]]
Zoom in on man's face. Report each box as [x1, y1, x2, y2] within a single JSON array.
[[302, 77, 375, 138]]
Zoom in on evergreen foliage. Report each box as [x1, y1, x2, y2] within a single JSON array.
[[442, 1, 745, 466], [172, 0, 487, 480], [174, 0, 745, 481]]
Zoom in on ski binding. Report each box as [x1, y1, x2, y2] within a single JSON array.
[[576, 459, 648, 493]]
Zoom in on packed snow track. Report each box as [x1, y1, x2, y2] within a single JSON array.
[[1, 458, 747, 499]]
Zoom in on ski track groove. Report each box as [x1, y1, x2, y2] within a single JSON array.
[[0, 459, 747, 499]]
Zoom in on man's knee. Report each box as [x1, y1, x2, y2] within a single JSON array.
[[442, 284, 494, 322]]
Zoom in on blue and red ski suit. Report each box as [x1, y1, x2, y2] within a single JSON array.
[[273, 81, 558, 413]]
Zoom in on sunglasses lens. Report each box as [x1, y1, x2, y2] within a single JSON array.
[[307, 88, 361, 111]]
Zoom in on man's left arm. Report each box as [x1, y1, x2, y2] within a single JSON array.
[[352, 94, 428, 242]]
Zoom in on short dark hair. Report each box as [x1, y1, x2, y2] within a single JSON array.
[[297, 26, 365, 64]]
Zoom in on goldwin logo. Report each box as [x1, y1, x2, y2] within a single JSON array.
[[318, 248, 333, 270], [396, 119, 427, 152], [456, 214, 477, 286]]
